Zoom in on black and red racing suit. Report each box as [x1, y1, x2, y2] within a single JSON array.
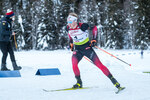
[[66, 23, 112, 77]]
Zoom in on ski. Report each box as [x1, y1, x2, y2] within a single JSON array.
[[43, 87, 92, 92], [115, 87, 125, 94], [143, 71, 150, 73], [43, 86, 125, 93]]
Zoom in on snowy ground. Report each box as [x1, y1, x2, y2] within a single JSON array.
[[0, 48, 150, 100]]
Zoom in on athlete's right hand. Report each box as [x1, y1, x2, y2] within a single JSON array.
[[70, 43, 74, 51], [90, 39, 96, 47]]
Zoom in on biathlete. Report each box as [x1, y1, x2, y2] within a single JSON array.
[[66, 12, 124, 91]]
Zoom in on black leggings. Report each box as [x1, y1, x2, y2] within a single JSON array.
[[72, 42, 111, 77], [0, 41, 15, 64]]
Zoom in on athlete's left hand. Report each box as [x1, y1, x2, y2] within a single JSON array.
[[90, 39, 96, 47], [70, 43, 74, 51]]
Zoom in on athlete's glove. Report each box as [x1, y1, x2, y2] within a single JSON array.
[[90, 39, 96, 47], [70, 43, 74, 51]]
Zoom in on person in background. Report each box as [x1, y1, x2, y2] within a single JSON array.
[[0, 9, 22, 71], [66, 12, 124, 91], [141, 49, 144, 59]]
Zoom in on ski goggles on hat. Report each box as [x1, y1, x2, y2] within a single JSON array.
[[67, 15, 77, 23]]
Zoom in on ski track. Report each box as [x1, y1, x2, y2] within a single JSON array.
[[0, 49, 150, 100]]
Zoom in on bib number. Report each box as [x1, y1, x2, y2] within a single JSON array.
[[74, 36, 79, 42]]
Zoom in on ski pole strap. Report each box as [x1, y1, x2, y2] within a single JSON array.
[[95, 46, 131, 66]]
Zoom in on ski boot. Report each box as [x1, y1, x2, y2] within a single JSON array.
[[108, 74, 121, 88], [73, 75, 82, 89], [108, 74, 125, 93], [113, 80, 125, 94], [12, 61, 22, 70], [1, 63, 10, 71]]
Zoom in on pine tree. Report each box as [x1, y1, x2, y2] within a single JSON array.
[[134, 0, 150, 49], [104, 0, 125, 49]]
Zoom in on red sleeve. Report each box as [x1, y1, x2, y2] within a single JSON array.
[[66, 25, 73, 43], [68, 33, 73, 43], [92, 25, 98, 40]]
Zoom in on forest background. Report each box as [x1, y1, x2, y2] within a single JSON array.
[[0, 0, 150, 50]]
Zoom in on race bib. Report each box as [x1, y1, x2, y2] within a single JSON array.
[[69, 28, 89, 45]]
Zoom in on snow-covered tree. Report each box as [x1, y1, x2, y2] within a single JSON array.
[[0, 0, 150, 50], [134, 0, 150, 49]]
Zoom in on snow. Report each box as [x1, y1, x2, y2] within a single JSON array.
[[18, 15, 24, 33], [97, 24, 103, 29], [114, 21, 117, 26], [0, 49, 150, 100], [129, 20, 133, 24]]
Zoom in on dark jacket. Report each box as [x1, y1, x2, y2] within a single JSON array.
[[0, 17, 12, 42]]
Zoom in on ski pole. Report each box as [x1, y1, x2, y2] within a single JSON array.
[[83, 56, 94, 64], [95, 46, 131, 66], [14, 33, 18, 49]]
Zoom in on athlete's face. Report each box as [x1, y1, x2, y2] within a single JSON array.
[[68, 21, 77, 29], [67, 15, 77, 29]]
